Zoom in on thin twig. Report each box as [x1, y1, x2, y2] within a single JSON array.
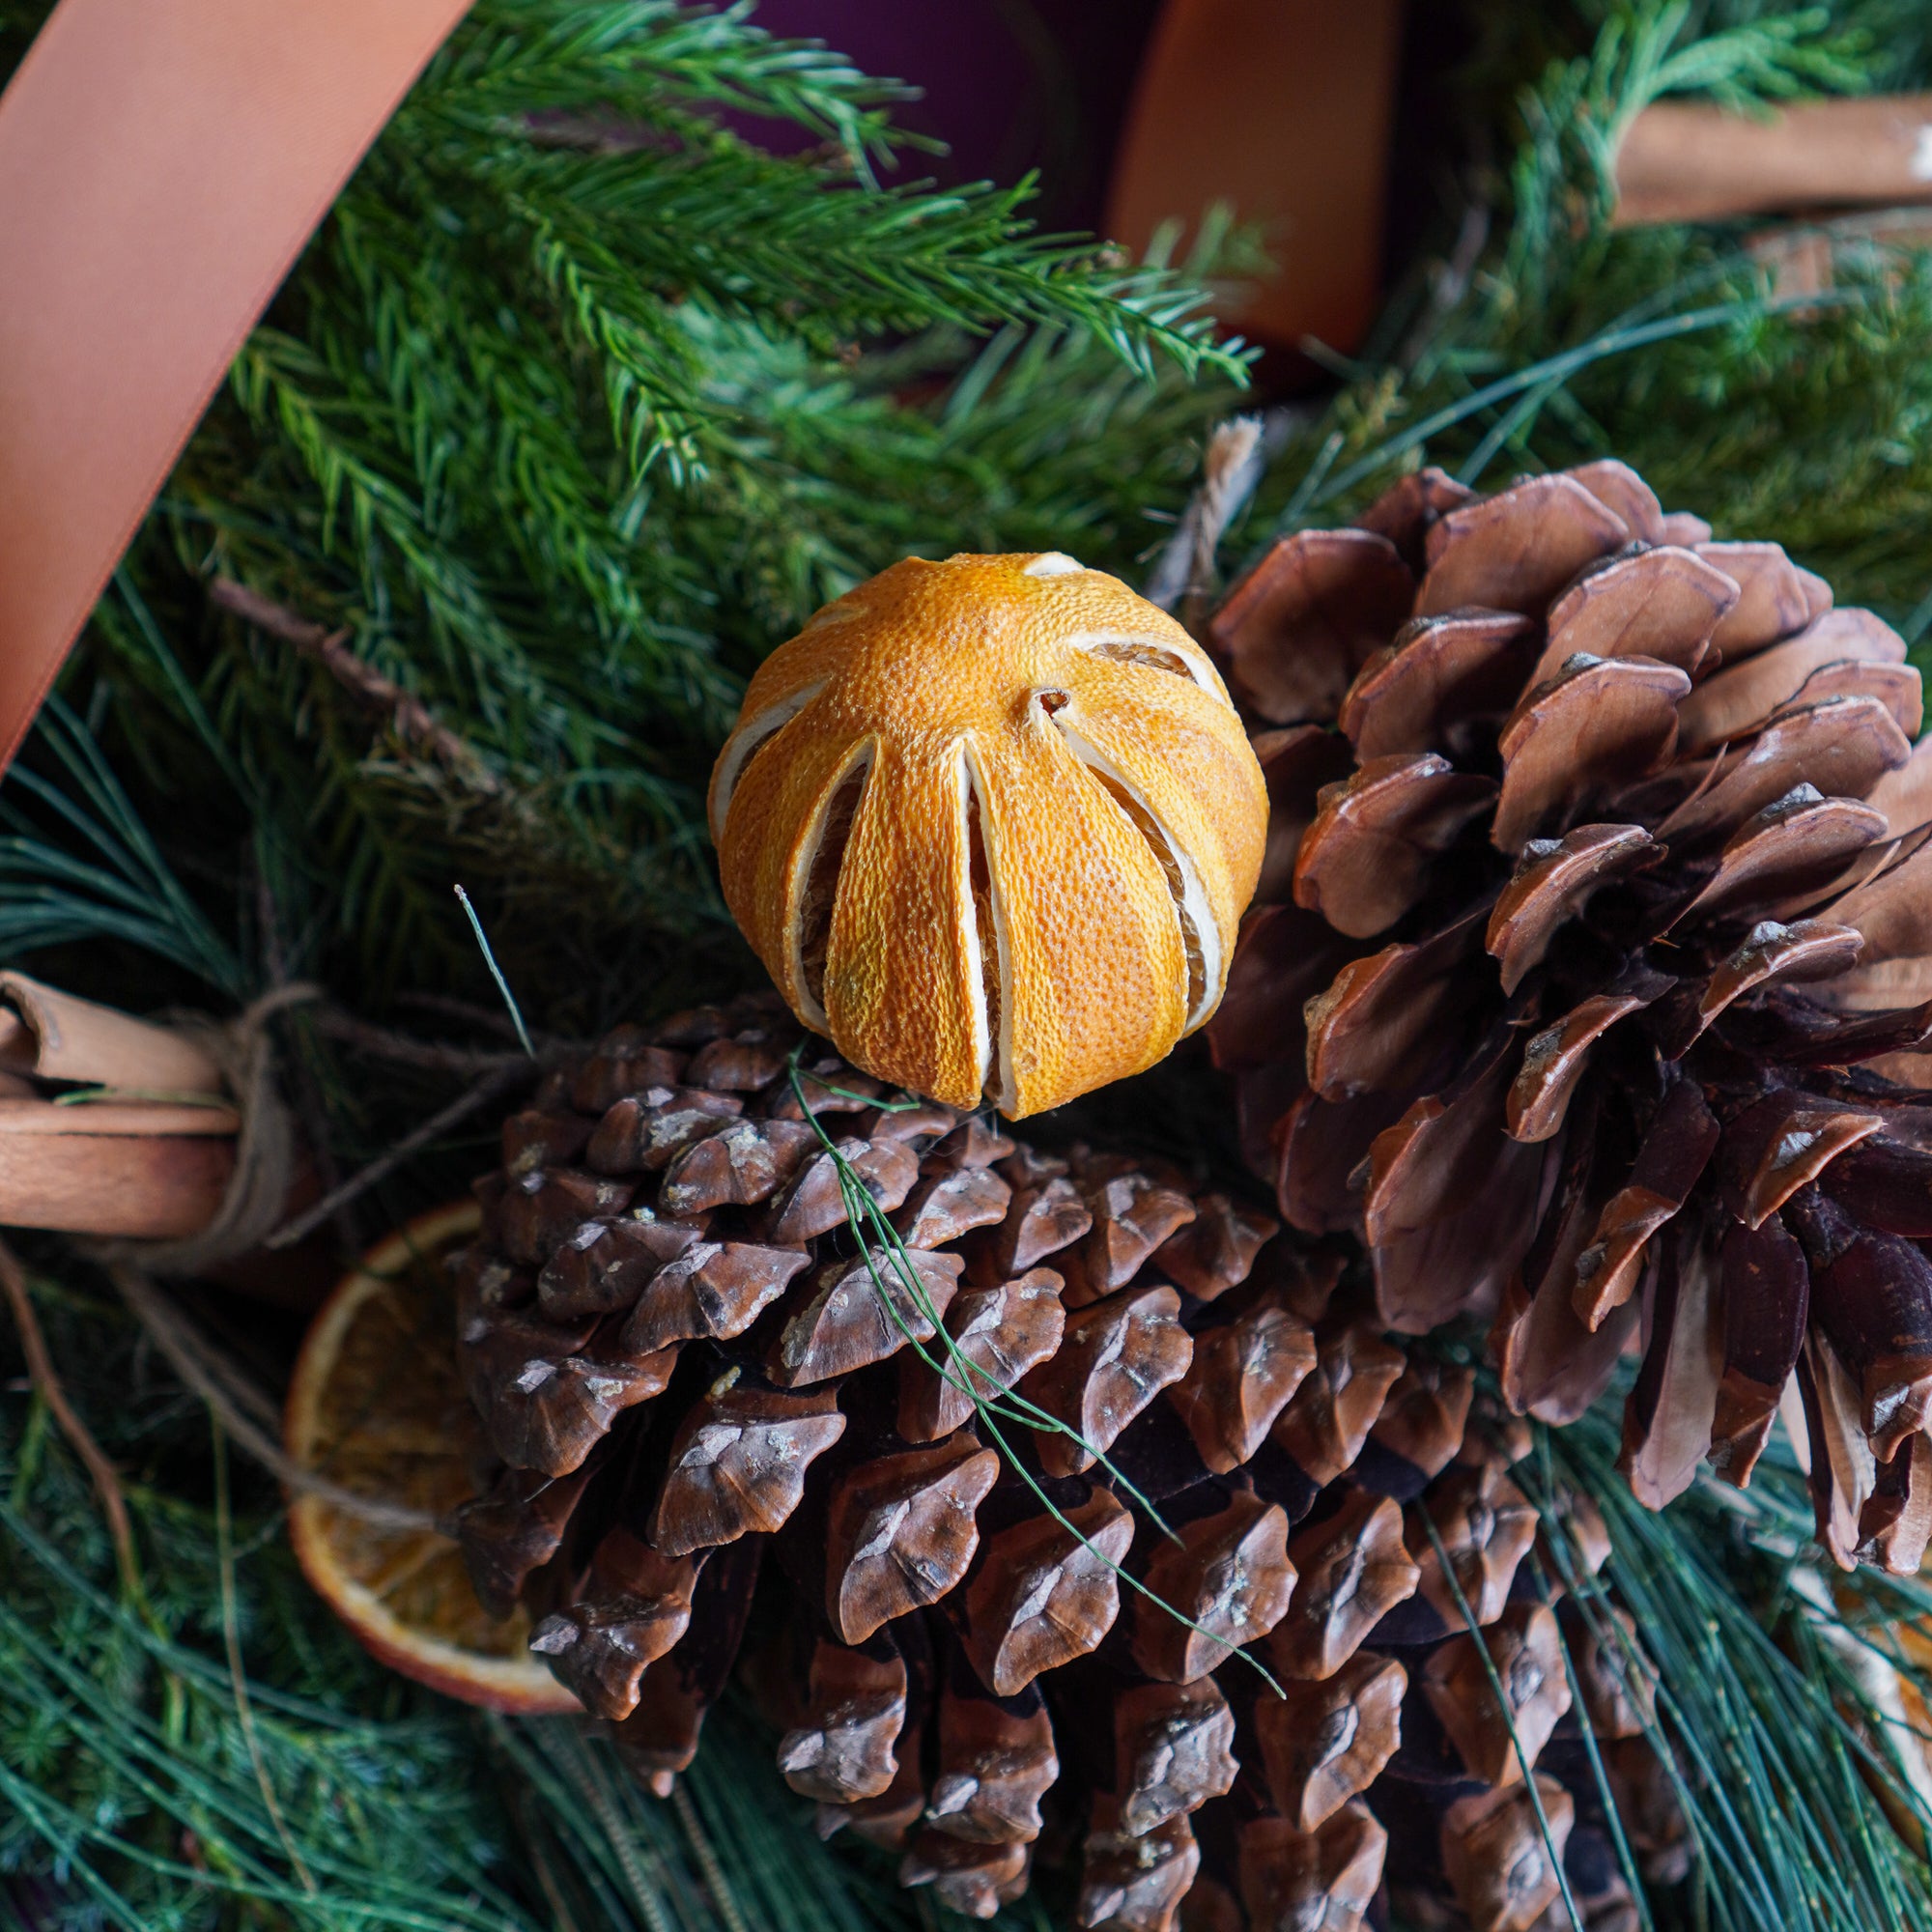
[[0, 1236, 143, 1603], [393, 991, 532, 1041], [110, 1266, 439, 1533], [210, 578, 499, 791], [213, 1416, 318, 1895], [155, 1292, 282, 1434], [307, 1007, 552, 1077], [265, 1061, 534, 1250]]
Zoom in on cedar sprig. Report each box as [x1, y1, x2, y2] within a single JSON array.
[[413, 0, 916, 176], [93, 0, 1253, 999]]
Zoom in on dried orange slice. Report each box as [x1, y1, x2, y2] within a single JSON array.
[[285, 1200, 579, 1714]]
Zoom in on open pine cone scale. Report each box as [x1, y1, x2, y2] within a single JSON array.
[[448, 997, 1670, 1932], [1207, 459, 1932, 1569]]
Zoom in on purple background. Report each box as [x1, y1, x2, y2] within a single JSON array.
[[740, 1, 1167, 233]]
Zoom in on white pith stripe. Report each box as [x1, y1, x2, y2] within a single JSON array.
[[1051, 714, 1222, 1028], [960, 737, 1012, 1110], [787, 740, 873, 1032], [952, 742, 993, 1100], [707, 679, 827, 843], [1060, 629, 1220, 693], [1024, 552, 1084, 578]]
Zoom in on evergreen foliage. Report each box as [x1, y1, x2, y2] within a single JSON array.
[[1534, 1392, 1932, 1932], [0, 0, 1250, 1019], [0, 1268, 936, 1931], [0, 7, 1248, 1922], [8, 1, 1932, 1928]]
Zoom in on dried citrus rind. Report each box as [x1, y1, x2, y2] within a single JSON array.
[[709, 553, 1267, 1118], [286, 1200, 581, 1714]]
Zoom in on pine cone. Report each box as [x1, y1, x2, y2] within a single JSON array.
[[1207, 460, 1932, 1570], [449, 994, 1669, 1931]]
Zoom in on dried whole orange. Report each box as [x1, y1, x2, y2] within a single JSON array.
[[286, 1200, 580, 1714], [708, 553, 1267, 1118]]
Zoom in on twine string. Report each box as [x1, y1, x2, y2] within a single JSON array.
[[82, 982, 523, 1534], [112, 1264, 440, 1535], [82, 981, 322, 1278]]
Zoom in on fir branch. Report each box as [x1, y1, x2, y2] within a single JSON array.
[[208, 578, 498, 787]]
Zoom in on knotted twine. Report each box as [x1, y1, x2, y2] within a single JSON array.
[[84, 980, 318, 1276]]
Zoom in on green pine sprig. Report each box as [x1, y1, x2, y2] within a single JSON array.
[[1523, 1391, 1932, 1932], [0, 0, 1252, 1010]]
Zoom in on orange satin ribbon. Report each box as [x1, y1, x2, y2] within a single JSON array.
[[0, 0, 475, 774]]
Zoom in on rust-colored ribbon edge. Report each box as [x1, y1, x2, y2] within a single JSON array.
[[0, 0, 475, 776]]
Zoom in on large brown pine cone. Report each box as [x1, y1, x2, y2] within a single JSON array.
[[449, 993, 1670, 1932], [1206, 460, 1932, 1570]]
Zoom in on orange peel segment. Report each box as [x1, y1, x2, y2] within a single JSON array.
[[285, 1200, 581, 1715], [709, 554, 1267, 1118]]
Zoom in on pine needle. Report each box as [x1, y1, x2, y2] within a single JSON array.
[[4, 4, 1932, 1928], [211, 1416, 317, 1897], [1417, 1507, 1584, 1931], [453, 883, 536, 1058], [1519, 1387, 1932, 1932]]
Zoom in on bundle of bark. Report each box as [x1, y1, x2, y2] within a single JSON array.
[[0, 974, 237, 1238]]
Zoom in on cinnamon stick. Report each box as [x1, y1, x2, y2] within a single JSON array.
[[0, 1112, 232, 1236], [0, 971, 223, 1092], [0, 975, 236, 1236], [1614, 95, 1932, 228]]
